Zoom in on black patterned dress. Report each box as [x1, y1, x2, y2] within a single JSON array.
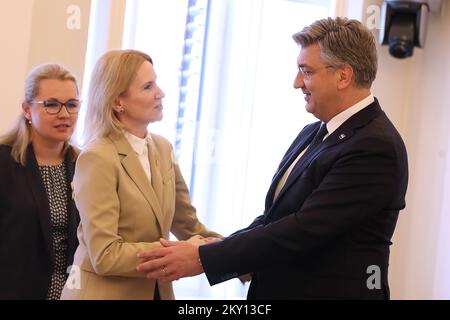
[[38, 163, 70, 300]]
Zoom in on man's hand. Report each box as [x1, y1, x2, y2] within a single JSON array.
[[136, 238, 204, 282], [186, 234, 205, 245], [186, 234, 220, 246], [186, 235, 221, 246]]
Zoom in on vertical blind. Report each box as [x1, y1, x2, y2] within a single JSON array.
[[175, 0, 210, 192]]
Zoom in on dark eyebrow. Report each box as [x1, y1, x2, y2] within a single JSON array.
[[297, 63, 310, 69]]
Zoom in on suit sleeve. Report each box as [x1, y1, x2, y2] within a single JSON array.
[[200, 136, 405, 285], [74, 149, 162, 277], [227, 215, 265, 237]]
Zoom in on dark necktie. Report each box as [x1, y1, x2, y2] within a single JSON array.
[[271, 123, 328, 202], [305, 123, 328, 156], [290, 123, 328, 173]]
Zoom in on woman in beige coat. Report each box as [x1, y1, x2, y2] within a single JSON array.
[[61, 50, 219, 300]]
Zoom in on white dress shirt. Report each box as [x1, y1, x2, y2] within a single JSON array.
[[273, 93, 374, 201], [124, 131, 152, 184]]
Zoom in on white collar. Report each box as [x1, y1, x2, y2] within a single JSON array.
[[124, 131, 152, 156], [326, 93, 374, 136]]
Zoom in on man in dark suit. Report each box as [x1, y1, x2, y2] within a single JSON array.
[[137, 17, 408, 299]]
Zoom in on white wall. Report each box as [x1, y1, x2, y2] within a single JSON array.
[[27, 0, 91, 79], [383, 3, 450, 299], [0, 0, 91, 134], [0, 1, 34, 132]]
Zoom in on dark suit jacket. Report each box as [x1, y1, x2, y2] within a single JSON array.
[[199, 99, 408, 299], [0, 144, 79, 299]]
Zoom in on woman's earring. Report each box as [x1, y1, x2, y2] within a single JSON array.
[[116, 106, 124, 113], [28, 120, 32, 125]]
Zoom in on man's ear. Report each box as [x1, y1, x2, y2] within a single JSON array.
[[336, 65, 354, 90], [22, 102, 32, 120]]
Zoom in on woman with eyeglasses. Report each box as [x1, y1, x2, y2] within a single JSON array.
[[0, 64, 81, 299], [60, 49, 219, 300]]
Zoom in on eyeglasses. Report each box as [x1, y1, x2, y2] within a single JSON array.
[[30, 99, 81, 115], [298, 65, 335, 80]]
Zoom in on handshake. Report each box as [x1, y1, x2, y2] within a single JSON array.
[[185, 234, 221, 246], [136, 235, 252, 283]]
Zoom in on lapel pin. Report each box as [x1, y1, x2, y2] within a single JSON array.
[[339, 133, 347, 140]]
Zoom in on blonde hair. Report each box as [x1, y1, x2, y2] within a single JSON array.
[[0, 64, 79, 166], [293, 17, 377, 88], [82, 49, 153, 146]]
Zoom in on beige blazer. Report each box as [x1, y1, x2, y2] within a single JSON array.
[[61, 132, 219, 300]]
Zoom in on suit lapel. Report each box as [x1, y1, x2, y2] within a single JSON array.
[[110, 134, 165, 230], [272, 100, 383, 206], [147, 137, 163, 205], [265, 124, 319, 208], [277, 128, 349, 200], [25, 144, 54, 263]]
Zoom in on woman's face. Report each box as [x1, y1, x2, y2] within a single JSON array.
[[117, 61, 165, 134], [23, 79, 79, 145]]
